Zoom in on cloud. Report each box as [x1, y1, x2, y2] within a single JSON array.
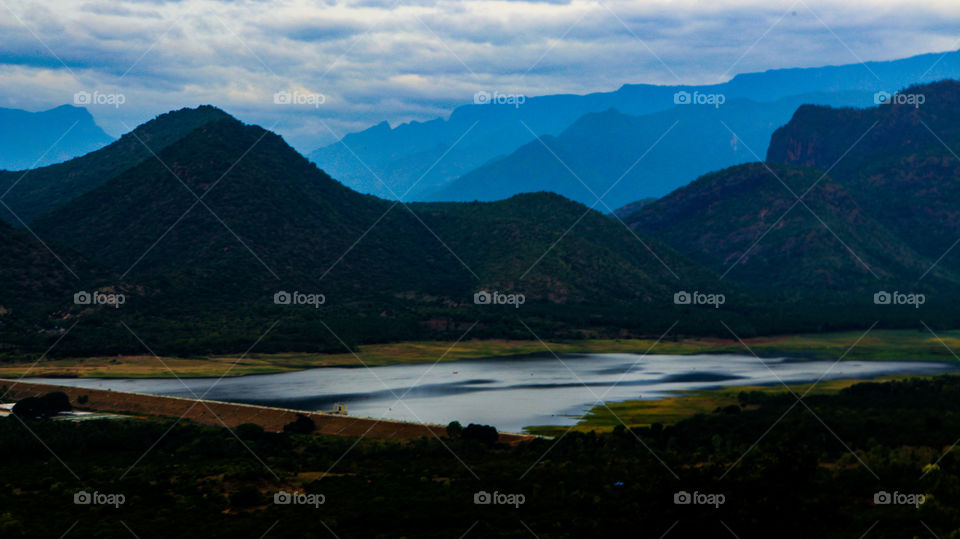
[[0, 0, 957, 152]]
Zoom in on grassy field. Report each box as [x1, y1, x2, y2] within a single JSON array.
[[523, 375, 941, 436], [1, 329, 957, 379]]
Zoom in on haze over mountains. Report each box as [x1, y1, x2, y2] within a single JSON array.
[[0, 105, 113, 171], [429, 92, 872, 209], [310, 49, 960, 206]]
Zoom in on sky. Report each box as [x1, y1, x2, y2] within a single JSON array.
[[1, 0, 959, 153]]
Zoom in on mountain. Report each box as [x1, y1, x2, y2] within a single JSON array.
[[428, 92, 872, 208], [31, 113, 705, 302], [11, 84, 960, 358], [622, 78, 960, 329], [0, 219, 88, 323], [0, 105, 233, 225], [612, 198, 658, 218], [25, 110, 712, 355], [411, 192, 709, 304], [0, 105, 113, 171], [309, 49, 960, 202], [767, 80, 960, 270], [626, 163, 950, 293]]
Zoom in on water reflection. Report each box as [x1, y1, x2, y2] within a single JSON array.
[[27, 354, 958, 432]]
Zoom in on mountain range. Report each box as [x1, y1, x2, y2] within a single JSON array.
[[310, 49, 960, 206], [3, 79, 960, 358], [0, 107, 711, 356], [428, 92, 873, 209], [626, 80, 960, 302], [0, 105, 113, 171]]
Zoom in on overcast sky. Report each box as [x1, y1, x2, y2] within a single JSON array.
[[1, 0, 958, 152]]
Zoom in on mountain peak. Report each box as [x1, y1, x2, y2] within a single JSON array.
[[766, 78, 960, 273], [129, 105, 235, 137], [767, 78, 960, 170], [0, 105, 244, 225], [46, 103, 97, 118]]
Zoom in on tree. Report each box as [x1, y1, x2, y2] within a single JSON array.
[[462, 423, 498, 445], [11, 392, 72, 419], [41, 392, 71, 412], [446, 421, 463, 439]]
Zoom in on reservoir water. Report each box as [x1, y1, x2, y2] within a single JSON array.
[[26, 354, 959, 432]]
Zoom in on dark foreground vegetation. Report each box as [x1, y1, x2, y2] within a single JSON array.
[[2, 376, 960, 537]]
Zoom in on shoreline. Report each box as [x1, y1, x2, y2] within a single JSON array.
[[16, 370, 951, 438], [0, 378, 535, 442], [0, 329, 958, 379]]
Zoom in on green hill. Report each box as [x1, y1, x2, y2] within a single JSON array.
[[627, 162, 950, 292]]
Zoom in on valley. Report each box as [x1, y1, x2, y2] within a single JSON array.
[[3, 19, 960, 534]]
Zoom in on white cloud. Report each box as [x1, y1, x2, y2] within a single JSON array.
[[0, 0, 957, 152]]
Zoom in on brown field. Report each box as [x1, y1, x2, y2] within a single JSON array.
[[0, 379, 533, 442]]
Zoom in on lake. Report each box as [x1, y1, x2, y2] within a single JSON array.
[[25, 354, 960, 432]]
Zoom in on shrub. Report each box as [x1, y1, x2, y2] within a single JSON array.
[[462, 423, 498, 445], [283, 414, 315, 434]]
